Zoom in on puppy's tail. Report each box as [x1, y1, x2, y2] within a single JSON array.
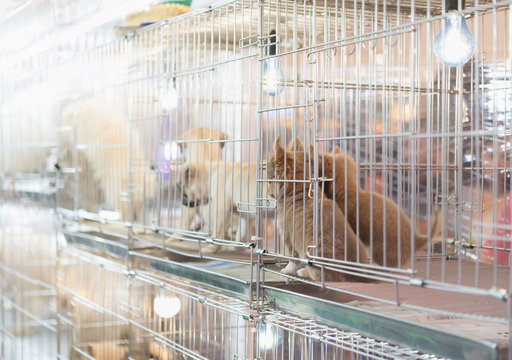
[[414, 206, 442, 250]]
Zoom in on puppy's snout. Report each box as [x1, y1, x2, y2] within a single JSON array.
[[182, 195, 195, 207]]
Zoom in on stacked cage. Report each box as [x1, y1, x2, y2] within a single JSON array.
[[1, 0, 512, 359], [256, 0, 512, 335]]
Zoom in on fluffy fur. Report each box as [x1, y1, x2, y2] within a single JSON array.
[[60, 99, 155, 221], [268, 138, 370, 281], [285, 138, 441, 268], [177, 160, 258, 253], [178, 127, 227, 231], [86, 342, 128, 360]]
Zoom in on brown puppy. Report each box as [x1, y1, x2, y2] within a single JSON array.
[[268, 137, 370, 281], [287, 138, 440, 268]]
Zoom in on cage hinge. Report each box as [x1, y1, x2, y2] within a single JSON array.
[[409, 278, 425, 287]]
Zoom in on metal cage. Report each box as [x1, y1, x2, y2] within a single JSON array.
[[1, 0, 512, 359]]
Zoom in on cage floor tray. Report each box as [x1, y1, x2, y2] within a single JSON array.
[[265, 281, 508, 360], [265, 258, 510, 360], [66, 221, 509, 358]]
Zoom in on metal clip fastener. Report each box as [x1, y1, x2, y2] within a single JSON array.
[[308, 182, 315, 198], [306, 245, 317, 258]]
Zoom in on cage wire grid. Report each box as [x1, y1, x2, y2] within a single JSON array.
[[1, 0, 512, 359], [55, 236, 433, 360], [57, 243, 258, 360], [256, 0, 512, 310]]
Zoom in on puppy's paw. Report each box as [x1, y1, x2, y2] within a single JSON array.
[[191, 214, 203, 231], [202, 244, 221, 254], [297, 266, 321, 281], [296, 267, 309, 278], [280, 261, 300, 276]]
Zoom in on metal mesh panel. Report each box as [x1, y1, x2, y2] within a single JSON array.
[[256, 0, 512, 311], [1, 0, 511, 358]]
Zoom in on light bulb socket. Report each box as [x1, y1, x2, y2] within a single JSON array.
[[267, 29, 277, 56], [446, 0, 465, 11]]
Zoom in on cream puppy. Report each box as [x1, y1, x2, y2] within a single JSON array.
[[268, 137, 370, 281], [60, 99, 154, 221], [177, 127, 227, 231], [177, 160, 258, 253]]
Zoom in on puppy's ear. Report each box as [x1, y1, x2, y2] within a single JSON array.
[[217, 131, 228, 148], [182, 163, 196, 179], [273, 136, 290, 178], [273, 135, 284, 155], [334, 146, 341, 154], [287, 137, 305, 152]]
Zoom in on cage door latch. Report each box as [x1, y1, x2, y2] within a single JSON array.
[[239, 34, 259, 48]]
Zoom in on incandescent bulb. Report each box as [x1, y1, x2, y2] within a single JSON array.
[[434, 13, 474, 67], [262, 58, 284, 96], [161, 83, 179, 111], [154, 296, 181, 318], [163, 142, 180, 162], [258, 324, 282, 352]]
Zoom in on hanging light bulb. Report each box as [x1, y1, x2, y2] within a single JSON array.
[[262, 30, 284, 96], [161, 80, 179, 111], [258, 324, 282, 352], [163, 141, 180, 162], [434, 0, 474, 67], [154, 296, 181, 318]]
